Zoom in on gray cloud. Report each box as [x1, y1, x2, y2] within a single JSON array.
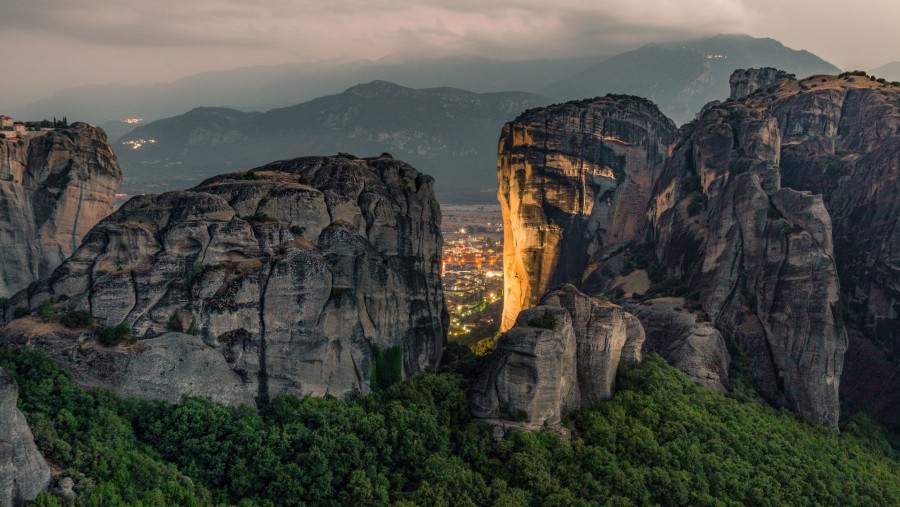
[[0, 0, 897, 108]]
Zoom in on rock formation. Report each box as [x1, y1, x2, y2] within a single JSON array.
[[630, 298, 730, 392], [1, 367, 51, 507], [648, 99, 846, 426], [495, 73, 897, 427], [741, 70, 900, 426], [729, 67, 794, 100], [1, 155, 446, 406], [0, 320, 255, 407], [497, 95, 677, 331], [0, 123, 122, 297], [470, 284, 643, 427]]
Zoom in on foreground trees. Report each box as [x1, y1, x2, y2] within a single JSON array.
[[1, 346, 898, 506]]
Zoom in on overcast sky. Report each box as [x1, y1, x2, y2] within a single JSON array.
[[1, 0, 897, 108]]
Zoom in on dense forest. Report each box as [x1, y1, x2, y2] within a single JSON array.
[[2, 345, 899, 506]]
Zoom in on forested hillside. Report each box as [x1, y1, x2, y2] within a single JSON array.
[[3, 346, 898, 506]]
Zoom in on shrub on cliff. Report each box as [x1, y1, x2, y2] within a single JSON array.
[[96, 324, 131, 346], [526, 311, 557, 330], [60, 310, 94, 329]]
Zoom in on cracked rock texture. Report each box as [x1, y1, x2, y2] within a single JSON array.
[[1, 155, 446, 406], [1, 367, 51, 507], [740, 70, 900, 426], [649, 98, 846, 426], [629, 298, 730, 393], [495, 73, 895, 427], [497, 95, 676, 331], [0, 123, 121, 297], [729, 67, 794, 100], [471, 285, 643, 427]]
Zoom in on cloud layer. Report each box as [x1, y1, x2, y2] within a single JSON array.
[[0, 0, 897, 107]]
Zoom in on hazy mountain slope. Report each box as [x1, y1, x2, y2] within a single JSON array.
[[115, 81, 550, 202], [871, 62, 900, 81], [13, 56, 596, 126], [541, 34, 840, 124]]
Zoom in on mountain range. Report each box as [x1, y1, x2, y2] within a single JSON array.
[[541, 34, 840, 123], [113, 35, 852, 202], [871, 62, 900, 81], [114, 81, 548, 202]]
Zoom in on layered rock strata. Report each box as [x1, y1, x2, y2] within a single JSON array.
[[0, 123, 121, 297], [1, 367, 51, 507], [497, 96, 676, 330], [2, 155, 446, 405], [471, 284, 643, 427]]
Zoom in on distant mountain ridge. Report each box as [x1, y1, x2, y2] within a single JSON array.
[[871, 62, 900, 81], [115, 81, 550, 202], [12, 56, 598, 125], [104, 34, 843, 201], [541, 34, 840, 124]]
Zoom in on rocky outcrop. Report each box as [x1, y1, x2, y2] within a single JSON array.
[[729, 68, 794, 99], [496, 73, 885, 427], [1, 155, 446, 406], [649, 100, 846, 426], [471, 285, 643, 427], [739, 72, 900, 425], [0, 123, 121, 297], [470, 305, 577, 428], [1, 367, 51, 507], [630, 298, 730, 392], [540, 284, 643, 404], [498, 96, 677, 330], [0, 320, 255, 406]]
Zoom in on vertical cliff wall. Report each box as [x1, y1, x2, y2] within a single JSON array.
[[494, 73, 896, 427], [0, 123, 121, 297], [649, 101, 846, 426], [2, 155, 446, 405], [497, 96, 676, 330], [741, 72, 900, 426]]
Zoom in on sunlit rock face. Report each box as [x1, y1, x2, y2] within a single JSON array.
[[1, 155, 446, 406], [0, 123, 121, 297], [497, 96, 677, 331], [0, 367, 51, 507]]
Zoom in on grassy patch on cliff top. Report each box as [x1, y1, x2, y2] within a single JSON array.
[[2, 346, 898, 506]]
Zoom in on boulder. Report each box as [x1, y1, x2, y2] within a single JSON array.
[[471, 285, 644, 427]]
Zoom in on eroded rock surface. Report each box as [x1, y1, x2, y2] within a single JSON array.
[[1, 367, 51, 507], [471, 285, 643, 427], [739, 72, 900, 426], [498, 96, 676, 330], [2, 155, 446, 405], [648, 98, 846, 426], [0, 123, 121, 297], [630, 298, 730, 392], [729, 67, 794, 99], [495, 72, 891, 427]]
